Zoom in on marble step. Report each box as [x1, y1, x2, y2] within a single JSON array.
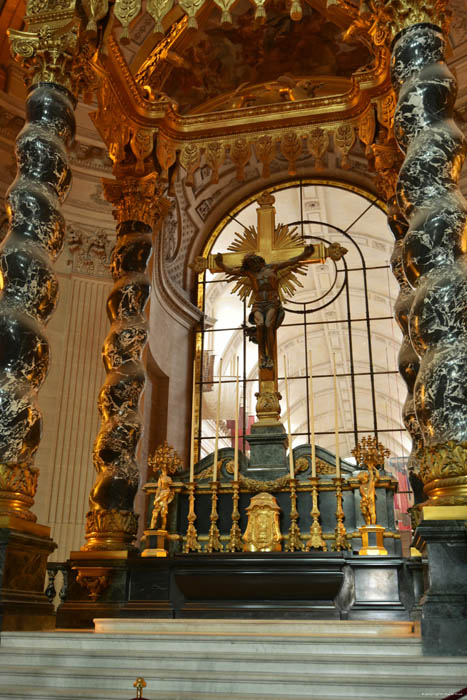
[[1, 629, 423, 656], [0, 689, 428, 700], [0, 664, 464, 699], [1, 647, 466, 677]]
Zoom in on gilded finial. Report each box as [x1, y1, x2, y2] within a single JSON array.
[[257, 190, 275, 207], [134, 677, 147, 699]]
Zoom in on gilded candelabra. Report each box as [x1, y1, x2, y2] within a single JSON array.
[[228, 481, 243, 552], [207, 481, 223, 552], [352, 435, 389, 555], [306, 477, 327, 551], [142, 441, 182, 557], [286, 479, 303, 551], [184, 482, 201, 553], [331, 477, 350, 551]]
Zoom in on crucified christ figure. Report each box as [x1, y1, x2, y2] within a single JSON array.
[[215, 245, 315, 369]]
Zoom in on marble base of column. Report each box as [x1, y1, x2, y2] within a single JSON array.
[[56, 549, 138, 629], [414, 519, 467, 655], [0, 518, 56, 630]]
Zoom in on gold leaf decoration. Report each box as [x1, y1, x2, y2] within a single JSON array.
[[205, 141, 225, 184], [229, 138, 251, 182], [156, 135, 177, 180], [307, 127, 329, 170], [281, 131, 302, 176], [334, 124, 355, 169], [213, 0, 236, 25], [130, 128, 154, 175], [178, 0, 204, 29], [146, 0, 174, 36], [255, 135, 275, 178], [113, 0, 141, 43], [179, 143, 201, 187]]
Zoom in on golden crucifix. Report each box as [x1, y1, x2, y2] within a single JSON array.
[[193, 191, 346, 426]]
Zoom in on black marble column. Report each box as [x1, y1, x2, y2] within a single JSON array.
[[0, 83, 75, 518], [389, 199, 424, 478], [392, 23, 467, 504], [84, 175, 170, 551]]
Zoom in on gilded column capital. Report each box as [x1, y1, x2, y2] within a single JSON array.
[[340, 0, 451, 48], [102, 174, 171, 231], [8, 0, 96, 98]]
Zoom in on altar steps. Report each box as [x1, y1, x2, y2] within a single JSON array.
[[0, 621, 466, 700]]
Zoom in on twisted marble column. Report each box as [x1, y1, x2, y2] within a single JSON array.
[[389, 199, 423, 474], [84, 174, 170, 551], [0, 83, 75, 521], [392, 23, 467, 505]]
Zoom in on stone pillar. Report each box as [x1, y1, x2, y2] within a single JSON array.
[[391, 16, 467, 506], [0, 9, 81, 628], [82, 174, 170, 552]]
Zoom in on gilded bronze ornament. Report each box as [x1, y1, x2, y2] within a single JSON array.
[[286, 478, 303, 551], [305, 477, 327, 552], [184, 482, 201, 553], [228, 480, 243, 552], [331, 477, 350, 552], [207, 481, 223, 553], [243, 492, 282, 552]]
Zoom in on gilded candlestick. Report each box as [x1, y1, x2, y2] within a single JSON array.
[[331, 476, 350, 551], [184, 482, 201, 553], [305, 476, 327, 551], [228, 480, 243, 552], [286, 478, 303, 551], [207, 481, 223, 553]]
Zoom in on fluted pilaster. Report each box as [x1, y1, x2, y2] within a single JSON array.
[[84, 174, 170, 551], [0, 83, 76, 522], [392, 23, 467, 505]]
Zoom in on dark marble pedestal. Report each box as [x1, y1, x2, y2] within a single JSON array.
[[246, 423, 288, 479], [414, 520, 467, 656], [56, 549, 140, 629], [0, 517, 56, 630], [56, 551, 422, 628]]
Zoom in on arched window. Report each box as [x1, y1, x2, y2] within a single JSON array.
[[194, 181, 411, 523]]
